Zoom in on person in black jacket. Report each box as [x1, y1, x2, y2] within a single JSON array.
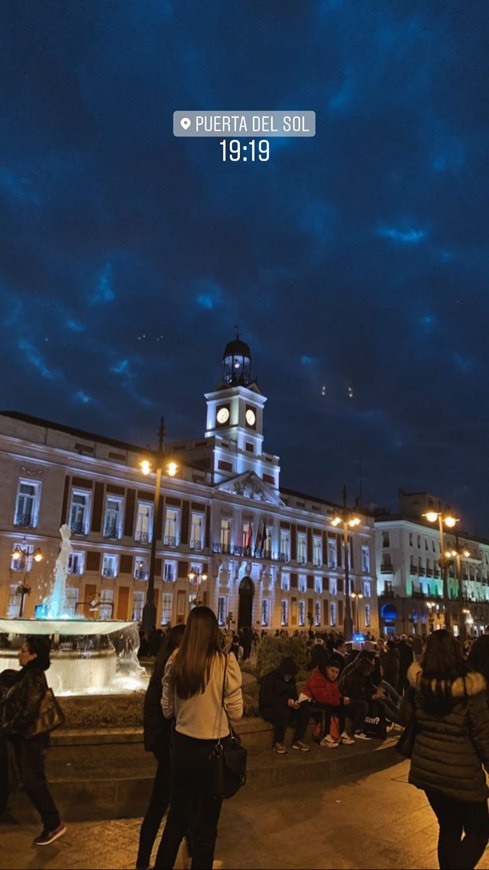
[[402, 629, 489, 870], [259, 657, 310, 753], [1, 636, 65, 846], [136, 624, 185, 870]]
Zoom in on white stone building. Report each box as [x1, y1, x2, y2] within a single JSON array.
[[0, 336, 378, 636]]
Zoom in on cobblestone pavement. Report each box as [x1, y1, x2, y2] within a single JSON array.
[[3, 760, 489, 870]]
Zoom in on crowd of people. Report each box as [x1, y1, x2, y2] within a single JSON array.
[[4, 622, 489, 869]]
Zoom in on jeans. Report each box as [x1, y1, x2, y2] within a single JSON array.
[[154, 731, 224, 870], [261, 703, 310, 744], [11, 734, 60, 831], [425, 789, 489, 870], [136, 748, 171, 870]]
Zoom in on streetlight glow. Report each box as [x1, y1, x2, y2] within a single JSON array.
[[140, 459, 151, 476]]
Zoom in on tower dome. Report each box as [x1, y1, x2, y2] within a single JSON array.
[[222, 332, 252, 386]]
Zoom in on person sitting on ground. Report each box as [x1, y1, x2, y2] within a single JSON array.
[[301, 652, 355, 748], [259, 656, 311, 754]]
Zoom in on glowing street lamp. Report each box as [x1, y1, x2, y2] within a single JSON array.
[[422, 507, 460, 630], [331, 486, 361, 641], [351, 589, 364, 634], [139, 418, 178, 638], [188, 567, 208, 610]]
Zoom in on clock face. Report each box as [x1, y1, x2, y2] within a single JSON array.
[[216, 406, 230, 424], [245, 408, 256, 426]]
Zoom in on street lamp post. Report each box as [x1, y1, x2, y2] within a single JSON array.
[[11, 538, 43, 617], [331, 486, 361, 642], [423, 507, 459, 631], [140, 418, 178, 639], [446, 541, 471, 641], [188, 567, 208, 610], [351, 590, 364, 634]]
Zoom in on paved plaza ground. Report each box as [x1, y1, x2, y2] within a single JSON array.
[[4, 758, 489, 870]]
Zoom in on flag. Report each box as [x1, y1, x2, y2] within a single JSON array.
[[254, 518, 263, 554], [244, 520, 252, 551]]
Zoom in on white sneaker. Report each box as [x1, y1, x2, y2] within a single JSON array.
[[354, 731, 372, 740], [320, 735, 339, 748], [340, 732, 355, 745]]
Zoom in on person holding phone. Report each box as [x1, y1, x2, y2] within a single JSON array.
[[259, 656, 310, 754]]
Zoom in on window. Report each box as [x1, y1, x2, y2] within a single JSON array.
[[298, 574, 307, 593], [68, 551, 85, 575], [104, 498, 123, 539], [298, 600, 306, 626], [297, 532, 307, 564], [329, 577, 337, 596], [281, 572, 290, 591], [190, 513, 204, 550], [220, 518, 231, 553], [99, 589, 114, 619], [365, 603, 371, 627], [363, 580, 371, 598], [382, 532, 390, 548], [313, 535, 322, 567], [328, 538, 337, 568], [217, 596, 227, 626], [7, 584, 21, 618], [409, 533, 413, 547], [14, 480, 41, 528], [102, 553, 118, 578], [417, 535, 421, 548], [425, 538, 429, 550], [64, 587, 79, 616], [281, 599, 288, 626], [135, 502, 152, 543], [279, 529, 290, 561], [315, 601, 321, 626], [132, 591, 144, 622], [69, 490, 91, 535], [330, 602, 336, 627], [361, 545, 370, 573], [314, 576, 322, 594], [432, 539, 436, 552], [134, 558, 149, 580], [261, 599, 270, 627], [161, 592, 173, 625], [164, 560, 177, 582], [164, 509, 179, 546]]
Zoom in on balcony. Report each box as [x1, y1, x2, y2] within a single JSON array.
[[164, 536, 178, 547], [409, 566, 418, 575], [70, 521, 88, 536], [425, 569, 433, 577], [380, 562, 393, 574], [14, 512, 37, 528], [190, 539, 203, 550], [134, 569, 149, 581], [278, 552, 290, 562], [103, 524, 121, 540], [101, 568, 116, 578], [135, 531, 150, 544]]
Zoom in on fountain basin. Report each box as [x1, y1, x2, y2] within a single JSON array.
[[0, 618, 148, 696]]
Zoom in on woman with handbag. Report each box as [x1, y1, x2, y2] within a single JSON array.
[[154, 607, 243, 870], [1, 636, 65, 846], [402, 629, 489, 870]]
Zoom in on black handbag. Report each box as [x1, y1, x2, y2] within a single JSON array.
[[23, 687, 66, 739], [210, 656, 247, 800]]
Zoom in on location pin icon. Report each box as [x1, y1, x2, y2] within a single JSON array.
[[180, 117, 191, 130]]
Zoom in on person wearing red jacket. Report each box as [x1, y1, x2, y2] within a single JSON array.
[[302, 653, 356, 748]]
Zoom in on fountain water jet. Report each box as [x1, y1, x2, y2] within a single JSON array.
[[0, 526, 148, 696]]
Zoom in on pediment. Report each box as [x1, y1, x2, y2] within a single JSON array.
[[216, 471, 284, 505]]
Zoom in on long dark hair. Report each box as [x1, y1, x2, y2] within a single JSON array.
[[150, 624, 186, 688], [419, 629, 467, 714], [467, 636, 489, 682], [170, 607, 223, 699], [25, 636, 51, 671]]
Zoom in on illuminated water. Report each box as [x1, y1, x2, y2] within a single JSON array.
[[0, 526, 149, 695]]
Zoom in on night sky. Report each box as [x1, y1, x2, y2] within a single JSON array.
[[1, 1, 488, 534]]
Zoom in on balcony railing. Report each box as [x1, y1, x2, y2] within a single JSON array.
[[164, 536, 178, 547], [102, 568, 116, 577], [103, 525, 121, 540], [134, 569, 149, 580], [135, 531, 150, 544], [190, 539, 203, 550], [70, 521, 88, 536], [380, 563, 393, 574], [14, 512, 37, 528], [410, 566, 418, 575], [67, 566, 84, 575]]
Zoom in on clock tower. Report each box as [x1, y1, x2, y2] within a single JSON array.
[[205, 332, 278, 486]]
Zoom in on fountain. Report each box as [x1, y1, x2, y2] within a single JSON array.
[[0, 525, 148, 696]]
